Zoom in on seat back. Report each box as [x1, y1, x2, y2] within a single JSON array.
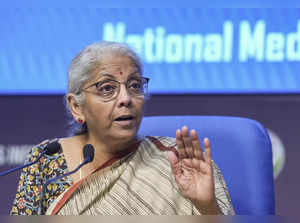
[[138, 115, 275, 215]]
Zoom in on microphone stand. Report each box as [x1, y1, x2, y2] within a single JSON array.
[[39, 159, 92, 215], [0, 151, 46, 176], [38, 144, 94, 215]]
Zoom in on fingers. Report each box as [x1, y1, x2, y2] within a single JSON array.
[[167, 151, 179, 168], [203, 137, 212, 164], [181, 126, 193, 158], [168, 151, 185, 179], [176, 129, 188, 159], [190, 129, 203, 161], [176, 126, 212, 164]]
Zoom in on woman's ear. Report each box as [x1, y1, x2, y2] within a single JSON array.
[[66, 93, 85, 123]]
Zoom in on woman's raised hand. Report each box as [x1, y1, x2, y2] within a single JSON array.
[[167, 126, 220, 214]]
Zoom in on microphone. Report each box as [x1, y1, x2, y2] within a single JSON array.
[[39, 144, 95, 214], [0, 141, 61, 177]]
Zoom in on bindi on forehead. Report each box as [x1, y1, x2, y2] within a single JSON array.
[[120, 71, 123, 76]]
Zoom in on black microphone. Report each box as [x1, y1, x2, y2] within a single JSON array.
[[0, 141, 61, 177], [39, 144, 95, 214]]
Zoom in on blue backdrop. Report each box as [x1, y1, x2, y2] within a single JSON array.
[[1, 8, 300, 94]]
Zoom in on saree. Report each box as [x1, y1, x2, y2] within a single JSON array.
[[45, 136, 235, 215]]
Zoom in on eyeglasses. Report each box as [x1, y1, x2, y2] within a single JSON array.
[[79, 77, 149, 102]]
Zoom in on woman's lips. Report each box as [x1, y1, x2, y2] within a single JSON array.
[[114, 117, 136, 128]]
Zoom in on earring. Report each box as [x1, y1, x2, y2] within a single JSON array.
[[78, 118, 84, 124]]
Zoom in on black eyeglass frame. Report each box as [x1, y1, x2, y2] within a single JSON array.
[[78, 77, 150, 102]]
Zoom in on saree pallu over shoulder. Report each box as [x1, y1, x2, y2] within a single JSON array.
[[47, 136, 235, 215]]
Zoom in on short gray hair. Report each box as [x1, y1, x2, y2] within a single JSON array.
[[65, 41, 144, 135]]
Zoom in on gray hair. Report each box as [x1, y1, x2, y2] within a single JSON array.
[[65, 41, 144, 136]]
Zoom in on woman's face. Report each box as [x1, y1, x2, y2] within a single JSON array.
[[80, 55, 145, 148]]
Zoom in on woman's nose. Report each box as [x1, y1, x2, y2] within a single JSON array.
[[117, 84, 132, 107]]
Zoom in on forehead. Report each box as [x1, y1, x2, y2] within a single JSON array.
[[92, 55, 141, 80]]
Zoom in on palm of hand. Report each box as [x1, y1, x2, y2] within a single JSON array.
[[167, 126, 215, 207], [171, 157, 214, 204]]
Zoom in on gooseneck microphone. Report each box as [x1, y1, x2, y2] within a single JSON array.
[[39, 144, 95, 215], [0, 141, 61, 177], [44, 144, 95, 186]]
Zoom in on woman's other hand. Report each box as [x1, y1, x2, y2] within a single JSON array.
[[167, 126, 221, 215]]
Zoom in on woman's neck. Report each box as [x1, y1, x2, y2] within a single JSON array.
[[80, 133, 139, 170], [60, 134, 141, 183]]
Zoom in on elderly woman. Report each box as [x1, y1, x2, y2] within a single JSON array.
[[10, 41, 234, 215]]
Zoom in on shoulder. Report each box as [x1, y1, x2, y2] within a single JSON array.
[[140, 136, 178, 157], [24, 138, 61, 163], [144, 136, 176, 150], [11, 138, 71, 215], [21, 138, 65, 179]]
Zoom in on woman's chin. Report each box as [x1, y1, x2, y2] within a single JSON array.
[[112, 128, 138, 142], [107, 131, 139, 154]]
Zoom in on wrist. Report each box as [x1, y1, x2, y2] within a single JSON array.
[[193, 198, 222, 215]]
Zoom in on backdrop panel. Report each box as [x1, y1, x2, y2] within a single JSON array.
[[1, 8, 300, 94]]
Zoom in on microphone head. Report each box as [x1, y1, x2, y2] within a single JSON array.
[[83, 144, 95, 163], [45, 141, 61, 155]]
